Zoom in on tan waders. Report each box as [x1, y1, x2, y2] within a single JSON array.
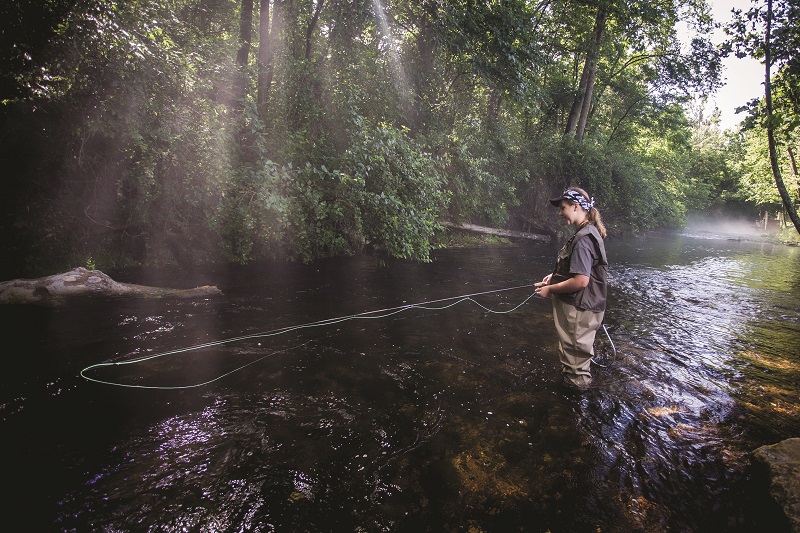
[[553, 297, 604, 388]]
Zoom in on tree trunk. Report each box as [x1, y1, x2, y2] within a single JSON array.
[[565, 56, 591, 135], [237, 0, 255, 67], [235, 0, 255, 106], [305, 0, 324, 61], [265, 0, 284, 111], [565, 6, 607, 140], [442, 222, 550, 243], [764, 0, 800, 234], [0, 268, 222, 306], [575, 7, 606, 141], [575, 56, 597, 141], [488, 87, 501, 121], [257, 0, 272, 116], [788, 145, 800, 203]]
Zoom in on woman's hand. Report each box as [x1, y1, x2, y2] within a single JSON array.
[[534, 274, 552, 298], [534, 282, 551, 298]]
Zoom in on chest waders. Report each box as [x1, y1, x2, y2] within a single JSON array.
[[549, 224, 608, 388]]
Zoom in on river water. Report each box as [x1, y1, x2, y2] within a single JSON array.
[[1, 231, 798, 531]]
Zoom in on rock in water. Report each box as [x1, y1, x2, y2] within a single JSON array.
[[754, 438, 800, 532]]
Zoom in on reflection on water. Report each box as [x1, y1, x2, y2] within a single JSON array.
[[1, 234, 799, 531]]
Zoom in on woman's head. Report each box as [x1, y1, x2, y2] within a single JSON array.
[[549, 186, 607, 237]]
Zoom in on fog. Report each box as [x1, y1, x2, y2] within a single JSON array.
[[684, 213, 767, 237]]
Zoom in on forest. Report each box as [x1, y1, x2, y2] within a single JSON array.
[[1, 0, 799, 278]]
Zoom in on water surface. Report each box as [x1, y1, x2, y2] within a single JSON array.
[[1, 232, 798, 531]]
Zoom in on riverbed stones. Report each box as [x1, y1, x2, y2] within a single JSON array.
[[753, 437, 800, 532]]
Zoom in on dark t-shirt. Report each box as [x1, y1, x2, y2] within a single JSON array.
[[552, 225, 608, 312], [569, 237, 595, 277]]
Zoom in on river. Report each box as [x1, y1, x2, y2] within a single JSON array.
[[1, 231, 798, 531]]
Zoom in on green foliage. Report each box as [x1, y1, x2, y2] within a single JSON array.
[[541, 135, 687, 232], [630, 146, 687, 230], [286, 163, 364, 263], [727, 129, 783, 208], [214, 160, 291, 264], [727, 0, 800, 136], [2, 0, 783, 277], [343, 116, 449, 262], [433, 0, 547, 100], [777, 225, 800, 244], [726, 0, 800, 232], [124, 96, 235, 267], [444, 112, 527, 226], [682, 117, 735, 211]]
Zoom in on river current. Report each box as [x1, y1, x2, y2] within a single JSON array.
[[1, 231, 798, 531]]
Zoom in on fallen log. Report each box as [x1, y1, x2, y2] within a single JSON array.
[[443, 221, 551, 243], [0, 267, 222, 306]]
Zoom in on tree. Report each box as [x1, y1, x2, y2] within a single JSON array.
[[729, 0, 800, 233], [563, 0, 720, 142], [0, 0, 743, 275], [234, 0, 255, 108], [681, 107, 734, 211], [764, 0, 800, 232], [257, 0, 275, 116], [729, 127, 783, 211], [565, 3, 607, 141]]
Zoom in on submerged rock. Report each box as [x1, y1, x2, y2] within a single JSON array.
[[0, 267, 222, 306], [753, 438, 800, 532]]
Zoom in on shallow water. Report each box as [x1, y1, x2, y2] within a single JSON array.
[[1, 232, 799, 531]]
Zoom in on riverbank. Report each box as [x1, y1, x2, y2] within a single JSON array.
[[776, 227, 800, 246]]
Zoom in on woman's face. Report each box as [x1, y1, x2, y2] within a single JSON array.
[[558, 200, 587, 226]]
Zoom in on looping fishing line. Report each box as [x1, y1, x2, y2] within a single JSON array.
[[591, 324, 618, 368], [81, 284, 545, 390]]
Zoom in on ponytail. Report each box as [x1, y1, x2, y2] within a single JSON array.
[[589, 207, 607, 238]]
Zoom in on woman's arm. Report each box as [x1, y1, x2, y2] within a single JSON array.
[[534, 274, 589, 298]]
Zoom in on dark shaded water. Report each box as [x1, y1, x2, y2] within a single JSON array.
[[1, 232, 799, 531]]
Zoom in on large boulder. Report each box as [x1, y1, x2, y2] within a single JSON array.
[[0, 267, 222, 306], [753, 438, 800, 532]]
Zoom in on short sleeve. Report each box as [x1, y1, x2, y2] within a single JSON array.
[[569, 237, 595, 277]]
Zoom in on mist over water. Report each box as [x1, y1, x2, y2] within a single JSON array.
[[685, 213, 770, 237], [1, 234, 798, 531]]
